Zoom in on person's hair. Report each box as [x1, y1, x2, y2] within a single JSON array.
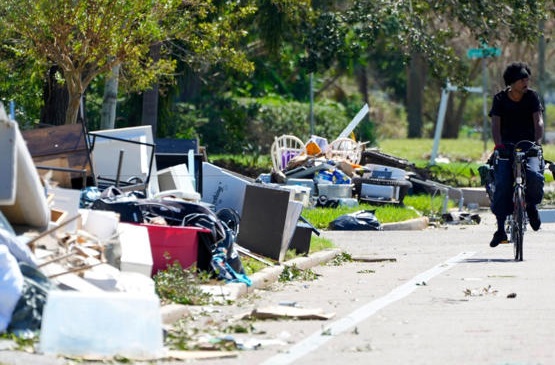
[[503, 62, 531, 86]]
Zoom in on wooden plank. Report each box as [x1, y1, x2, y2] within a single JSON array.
[[21, 123, 93, 184], [22, 124, 87, 156]]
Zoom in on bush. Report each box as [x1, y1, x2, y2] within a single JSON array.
[[199, 95, 353, 154]]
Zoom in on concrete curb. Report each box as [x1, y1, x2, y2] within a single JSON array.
[[224, 248, 342, 300], [161, 248, 342, 320], [161, 218, 429, 319], [381, 216, 429, 231]]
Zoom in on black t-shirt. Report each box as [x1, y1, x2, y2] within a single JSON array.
[[489, 88, 543, 144]]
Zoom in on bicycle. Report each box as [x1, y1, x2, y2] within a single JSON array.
[[497, 140, 542, 261]]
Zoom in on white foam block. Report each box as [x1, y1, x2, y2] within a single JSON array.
[[39, 290, 164, 359], [118, 223, 153, 277]]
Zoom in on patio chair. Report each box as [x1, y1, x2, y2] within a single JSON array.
[[326, 137, 363, 164], [270, 135, 307, 172]]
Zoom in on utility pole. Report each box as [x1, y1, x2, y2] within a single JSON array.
[[309, 73, 315, 136]]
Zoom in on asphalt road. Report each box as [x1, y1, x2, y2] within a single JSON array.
[[183, 209, 555, 365], [2, 209, 555, 365]]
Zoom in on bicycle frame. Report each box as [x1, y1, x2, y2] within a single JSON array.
[[503, 140, 539, 261]]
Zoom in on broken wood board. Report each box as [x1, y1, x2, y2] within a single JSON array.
[[22, 123, 93, 187], [244, 306, 335, 320], [351, 256, 397, 263]]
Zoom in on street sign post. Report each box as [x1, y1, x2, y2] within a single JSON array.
[[467, 46, 501, 59], [467, 45, 502, 153]]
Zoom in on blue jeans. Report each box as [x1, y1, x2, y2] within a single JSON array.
[[491, 157, 544, 218]]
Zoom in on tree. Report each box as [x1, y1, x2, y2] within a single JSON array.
[[343, 0, 553, 137], [1, 0, 178, 125]]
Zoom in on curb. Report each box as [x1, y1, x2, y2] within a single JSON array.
[[161, 218, 429, 321], [225, 248, 342, 300], [381, 216, 429, 231], [161, 248, 342, 322]]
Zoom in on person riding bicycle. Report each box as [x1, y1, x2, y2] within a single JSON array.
[[488, 61, 545, 247]]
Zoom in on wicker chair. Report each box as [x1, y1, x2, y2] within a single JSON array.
[[326, 137, 363, 164], [270, 135, 307, 172]]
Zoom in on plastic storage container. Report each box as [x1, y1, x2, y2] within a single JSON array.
[[317, 184, 353, 199], [141, 224, 210, 275]]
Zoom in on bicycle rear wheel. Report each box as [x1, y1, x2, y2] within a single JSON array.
[[513, 186, 525, 261]]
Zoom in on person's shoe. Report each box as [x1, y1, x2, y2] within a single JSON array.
[[490, 230, 508, 247], [527, 206, 541, 231]]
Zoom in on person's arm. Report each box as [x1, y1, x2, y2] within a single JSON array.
[[491, 115, 503, 147], [533, 111, 544, 145]]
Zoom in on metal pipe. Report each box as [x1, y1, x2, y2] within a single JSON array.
[[115, 149, 124, 188]]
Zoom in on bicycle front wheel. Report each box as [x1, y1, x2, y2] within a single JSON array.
[[513, 186, 525, 261]]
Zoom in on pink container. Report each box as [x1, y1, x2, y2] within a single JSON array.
[[140, 224, 210, 276]]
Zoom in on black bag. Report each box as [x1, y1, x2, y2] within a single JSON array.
[[8, 263, 52, 336], [328, 210, 382, 231], [137, 199, 216, 226], [90, 197, 144, 223]]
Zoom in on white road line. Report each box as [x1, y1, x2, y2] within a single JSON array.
[[262, 251, 476, 365]]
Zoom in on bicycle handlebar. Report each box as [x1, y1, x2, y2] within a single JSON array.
[[495, 140, 542, 159]]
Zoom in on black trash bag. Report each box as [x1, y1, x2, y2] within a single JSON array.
[[90, 186, 143, 223], [183, 211, 246, 277], [138, 199, 215, 226], [182, 212, 227, 252], [328, 210, 382, 231], [216, 208, 241, 235], [8, 263, 52, 337]]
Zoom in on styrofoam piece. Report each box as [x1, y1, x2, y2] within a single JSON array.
[[83, 210, 119, 240], [115, 272, 156, 294], [360, 183, 398, 200], [0, 117, 49, 228], [202, 162, 251, 215], [46, 187, 81, 232], [0, 113, 16, 205], [39, 290, 164, 359], [156, 163, 201, 201], [118, 223, 153, 277]]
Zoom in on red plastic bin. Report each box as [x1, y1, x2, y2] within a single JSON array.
[[139, 224, 210, 276]]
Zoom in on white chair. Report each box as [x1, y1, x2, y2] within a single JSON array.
[[270, 135, 307, 171], [326, 137, 363, 164]]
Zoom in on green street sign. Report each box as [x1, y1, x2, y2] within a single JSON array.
[[467, 46, 501, 59]]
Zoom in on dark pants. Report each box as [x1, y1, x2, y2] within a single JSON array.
[[491, 157, 544, 220]]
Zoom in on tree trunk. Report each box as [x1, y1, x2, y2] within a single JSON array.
[[442, 92, 469, 138], [100, 64, 121, 130], [406, 53, 426, 138], [61, 69, 85, 125], [355, 63, 374, 144], [142, 43, 161, 137], [40, 66, 69, 126]]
